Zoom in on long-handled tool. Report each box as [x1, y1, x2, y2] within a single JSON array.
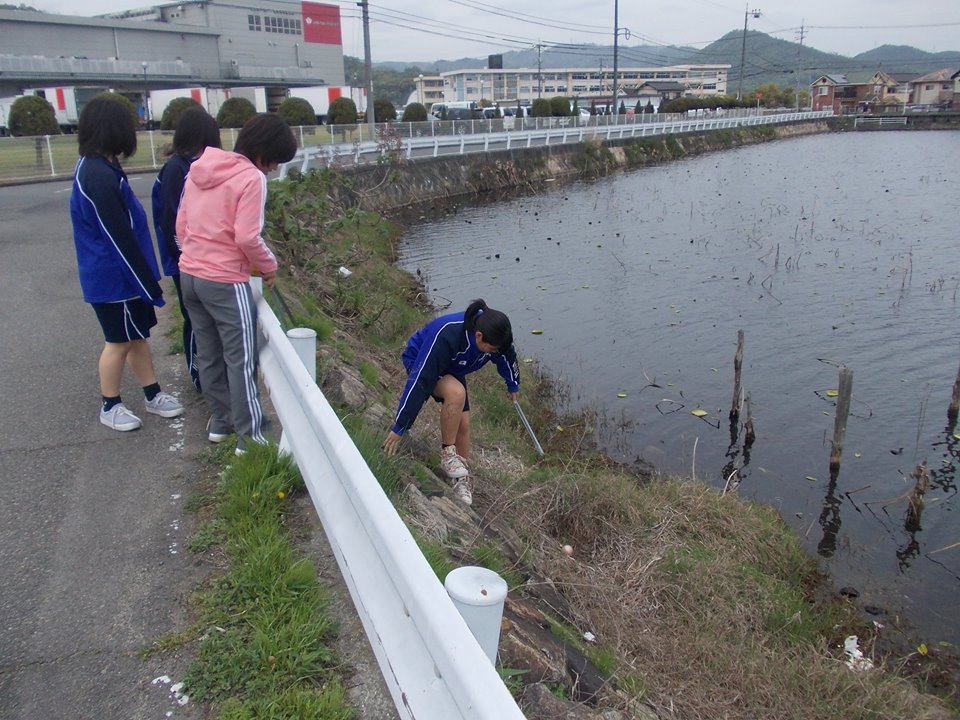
[[268, 283, 297, 329], [514, 401, 544, 456]]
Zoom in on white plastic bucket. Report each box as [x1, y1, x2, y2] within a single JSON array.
[[444, 566, 508, 664]]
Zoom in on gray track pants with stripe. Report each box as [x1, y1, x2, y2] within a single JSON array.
[[181, 273, 268, 446]]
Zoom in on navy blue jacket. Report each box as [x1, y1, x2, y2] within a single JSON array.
[[392, 311, 521, 435], [151, 154, 191, 277], [70, 155, 164, 306]]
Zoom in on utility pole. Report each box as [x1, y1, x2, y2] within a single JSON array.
[[795, 22, 806, 111], [536, 42, 543, 99], [611, 0, 619, 115], [360, 0, 375, 129], [737, 5, 761, 101]]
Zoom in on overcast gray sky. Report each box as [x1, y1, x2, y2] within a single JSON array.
[[28, 0, 960, 64]]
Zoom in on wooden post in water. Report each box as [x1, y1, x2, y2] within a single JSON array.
[[730, 329, 744, 420], [744, 392, 755, 447], [948, 360, 960, 423], [829, 366, 854, 472]]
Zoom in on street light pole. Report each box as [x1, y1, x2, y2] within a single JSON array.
[[737, 5, 761, 101], [418, 73, 424, 105], [141, 61, 150, 127]]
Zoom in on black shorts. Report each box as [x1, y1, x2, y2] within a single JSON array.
[[430, 374, 470, 412], [92, 299, 157, 343]]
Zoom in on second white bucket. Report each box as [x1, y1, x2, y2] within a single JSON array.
[[444, 566, 508, 664]]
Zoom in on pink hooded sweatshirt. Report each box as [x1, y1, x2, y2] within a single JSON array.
[[176, 147, 277, 283]]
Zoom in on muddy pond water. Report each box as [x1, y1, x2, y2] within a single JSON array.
[[397, 131, 960, 646]]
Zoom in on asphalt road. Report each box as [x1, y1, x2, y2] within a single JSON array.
[[0, 176, 210, 720]]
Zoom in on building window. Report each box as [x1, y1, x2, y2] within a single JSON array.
[[572, 73, 587, 80], [819, 86, 828, 96], [261, 15, 301, 34], [248, 14, 261, 31]]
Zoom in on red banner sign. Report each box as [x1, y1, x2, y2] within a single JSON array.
[[302, 2, 342, 45]]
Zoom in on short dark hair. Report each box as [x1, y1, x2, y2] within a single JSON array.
[[170, 107, 221, 158], [232, 113, 297, 167], [77, 95, 138, 159], [464, 298, 513, 351]]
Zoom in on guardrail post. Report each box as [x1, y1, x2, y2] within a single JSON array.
[[148, 129, 158, 169], [286, 327, 317, 381], [444, 567, 508, 665], [45, 135, 55, 177]]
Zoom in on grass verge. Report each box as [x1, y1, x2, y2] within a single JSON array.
[[180, 443, 353, 720]]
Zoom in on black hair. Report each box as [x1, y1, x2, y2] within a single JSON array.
[[170, 107, 221, 158], [77, 94, 137, 159], [464, 299, 513, 352], [232, 113, 297, 167]]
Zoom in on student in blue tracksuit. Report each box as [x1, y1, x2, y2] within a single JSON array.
[[70, 94, 184, 432], [383, 299, 520, 505], [151, 107, 222, 392]]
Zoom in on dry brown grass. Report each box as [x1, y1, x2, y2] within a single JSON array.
[[475, 458, 955, 719]]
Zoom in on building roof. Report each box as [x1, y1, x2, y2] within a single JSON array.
[[912, 67, 960, 83], [812, 74, 847, 85], [0, 7, 218, 34]]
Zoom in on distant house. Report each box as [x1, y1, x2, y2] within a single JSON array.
[[811, 69, 951, 114], [908, 67, 957, 108], [626, 81, 685, 112], [859, 70, 913, 113], [953, 70, 960, 111], [810, 74, 859, 114]]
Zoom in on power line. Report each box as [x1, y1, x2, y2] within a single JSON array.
[[447, 0, 610, 33]]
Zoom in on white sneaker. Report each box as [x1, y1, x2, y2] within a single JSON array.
[[452, 477, 473, 506], [144, 391, 184, 418], [439, 445, 469, 479], [206, 416, 231, 443], [100, 403, 142, 432]]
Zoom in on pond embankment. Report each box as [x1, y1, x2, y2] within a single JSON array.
[[319, 119, 832, 212]]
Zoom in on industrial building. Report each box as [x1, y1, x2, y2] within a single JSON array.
[[0, 1, 345, 98]]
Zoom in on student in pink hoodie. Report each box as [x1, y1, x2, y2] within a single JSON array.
[[176, 113, 297, 454]]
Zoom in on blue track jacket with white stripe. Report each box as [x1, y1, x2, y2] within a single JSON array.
[[391, 311, 521, 436], [70, 155, 164, 306], [151, 154, 191, 277]]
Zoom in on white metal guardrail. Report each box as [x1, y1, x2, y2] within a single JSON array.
[[853, 116, 908, 128], [280, 110, 834, 175], [252, 282, 525, 720]]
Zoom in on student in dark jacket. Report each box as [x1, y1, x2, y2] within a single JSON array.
[[383, 299, 520, 505], [70, 94, 184, 432], [151, 107, 222, 391]]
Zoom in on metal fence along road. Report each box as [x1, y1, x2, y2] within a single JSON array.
[[280, 109, 834, 174], [0, 109, 833, 185]]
